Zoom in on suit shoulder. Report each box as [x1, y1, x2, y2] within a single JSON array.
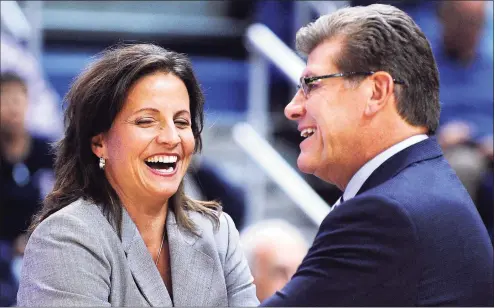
[[188, 210, 233, 236], [369, 158, 478, 220], [32, 198, 109, 239], [188, 210, 235, 251], [339, 193, 412, 218], [325, 194, 420, 242]]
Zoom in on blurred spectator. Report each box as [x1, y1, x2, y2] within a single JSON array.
[[435, 1, 493, 181], [0, 72, 54, 242], [240, 219, 308, 302], [0, 241, 16, 306], [0, 72, 55, 305], [1, 32, 63, 140], [187, 157, 247, 230]]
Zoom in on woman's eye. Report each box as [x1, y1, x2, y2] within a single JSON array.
[[175, 119, 190, 127], [135, 118, 155, 125]]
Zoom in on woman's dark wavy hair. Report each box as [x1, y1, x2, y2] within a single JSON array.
[[29, 43, 221, 237]]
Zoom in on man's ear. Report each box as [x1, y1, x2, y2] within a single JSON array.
[[365, 71, 394, 116], [91, 133, 106, 158]]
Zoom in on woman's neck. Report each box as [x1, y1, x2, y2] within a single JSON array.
[[123, 198, 169, 260]]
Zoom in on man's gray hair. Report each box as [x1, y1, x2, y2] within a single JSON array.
[[240, 219, 308, 270], [296, 4, 440, 134]]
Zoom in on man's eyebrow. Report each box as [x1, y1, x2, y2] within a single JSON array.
[[302, 69, 316, 78]]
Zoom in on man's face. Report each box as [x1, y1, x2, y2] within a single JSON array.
[[0, 82, 28, 135], [284, 39, 370, 187], [253, 242, 306, 302], [442, 1, 486, 60]]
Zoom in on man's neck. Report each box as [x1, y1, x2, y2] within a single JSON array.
[[339, 127, 428, 191], [0, 130, 31, 163], [443, 44, 477, 66]]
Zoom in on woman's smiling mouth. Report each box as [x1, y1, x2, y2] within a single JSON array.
[[144, 154, 179, 175]]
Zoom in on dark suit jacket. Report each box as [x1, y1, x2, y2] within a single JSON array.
[[261, 137, 493, 306]]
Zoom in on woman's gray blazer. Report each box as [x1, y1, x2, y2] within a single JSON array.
[[17, 198, 259, 306]]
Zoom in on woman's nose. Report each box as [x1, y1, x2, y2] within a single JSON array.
[[284, 93, 305, 121], [156, 125, 181, 147]]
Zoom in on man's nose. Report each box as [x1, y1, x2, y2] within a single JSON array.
[[284, 92, 305, 121]]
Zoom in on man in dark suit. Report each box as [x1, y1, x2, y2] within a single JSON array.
[[261, 4, 493, 306]]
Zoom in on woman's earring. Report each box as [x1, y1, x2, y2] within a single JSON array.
[[99, 157, 106, 170]]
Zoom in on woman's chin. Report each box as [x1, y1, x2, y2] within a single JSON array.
[[144, 182, 180, 200]]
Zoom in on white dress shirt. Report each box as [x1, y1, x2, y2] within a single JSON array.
[[332, 134, 428, 209]]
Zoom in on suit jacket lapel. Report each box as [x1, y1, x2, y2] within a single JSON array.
[[121, 208, 173, 307], [167, 210, 214, 307], [357, 137, 443, 196]]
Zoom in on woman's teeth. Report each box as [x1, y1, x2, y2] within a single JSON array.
[[154, 166, 174, 173], [145, 155, 178, 172], [145, 155, 178, 163]]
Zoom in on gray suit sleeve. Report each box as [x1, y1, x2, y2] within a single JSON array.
[[222, 213, 260, 307], [17, 212, 111, 307]]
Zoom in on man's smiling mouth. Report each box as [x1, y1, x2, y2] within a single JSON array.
[[301, 127, 317, 138]]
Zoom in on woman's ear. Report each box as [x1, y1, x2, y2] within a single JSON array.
[[91, 134, 106, 158]]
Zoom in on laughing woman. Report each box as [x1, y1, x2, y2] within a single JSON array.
[[17, 44, 258, 307]]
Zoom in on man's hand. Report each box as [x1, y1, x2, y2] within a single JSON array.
[[13, 233, 28, 256]]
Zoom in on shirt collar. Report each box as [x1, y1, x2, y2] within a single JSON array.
[[343, 134, 428, 202]]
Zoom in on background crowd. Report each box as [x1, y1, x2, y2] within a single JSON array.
[[1, 1, 493, 305]]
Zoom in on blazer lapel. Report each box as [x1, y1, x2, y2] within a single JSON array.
[[121, 208, 173, 307], [357, 136, 443, 195], [167, 211, 214, 307]]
